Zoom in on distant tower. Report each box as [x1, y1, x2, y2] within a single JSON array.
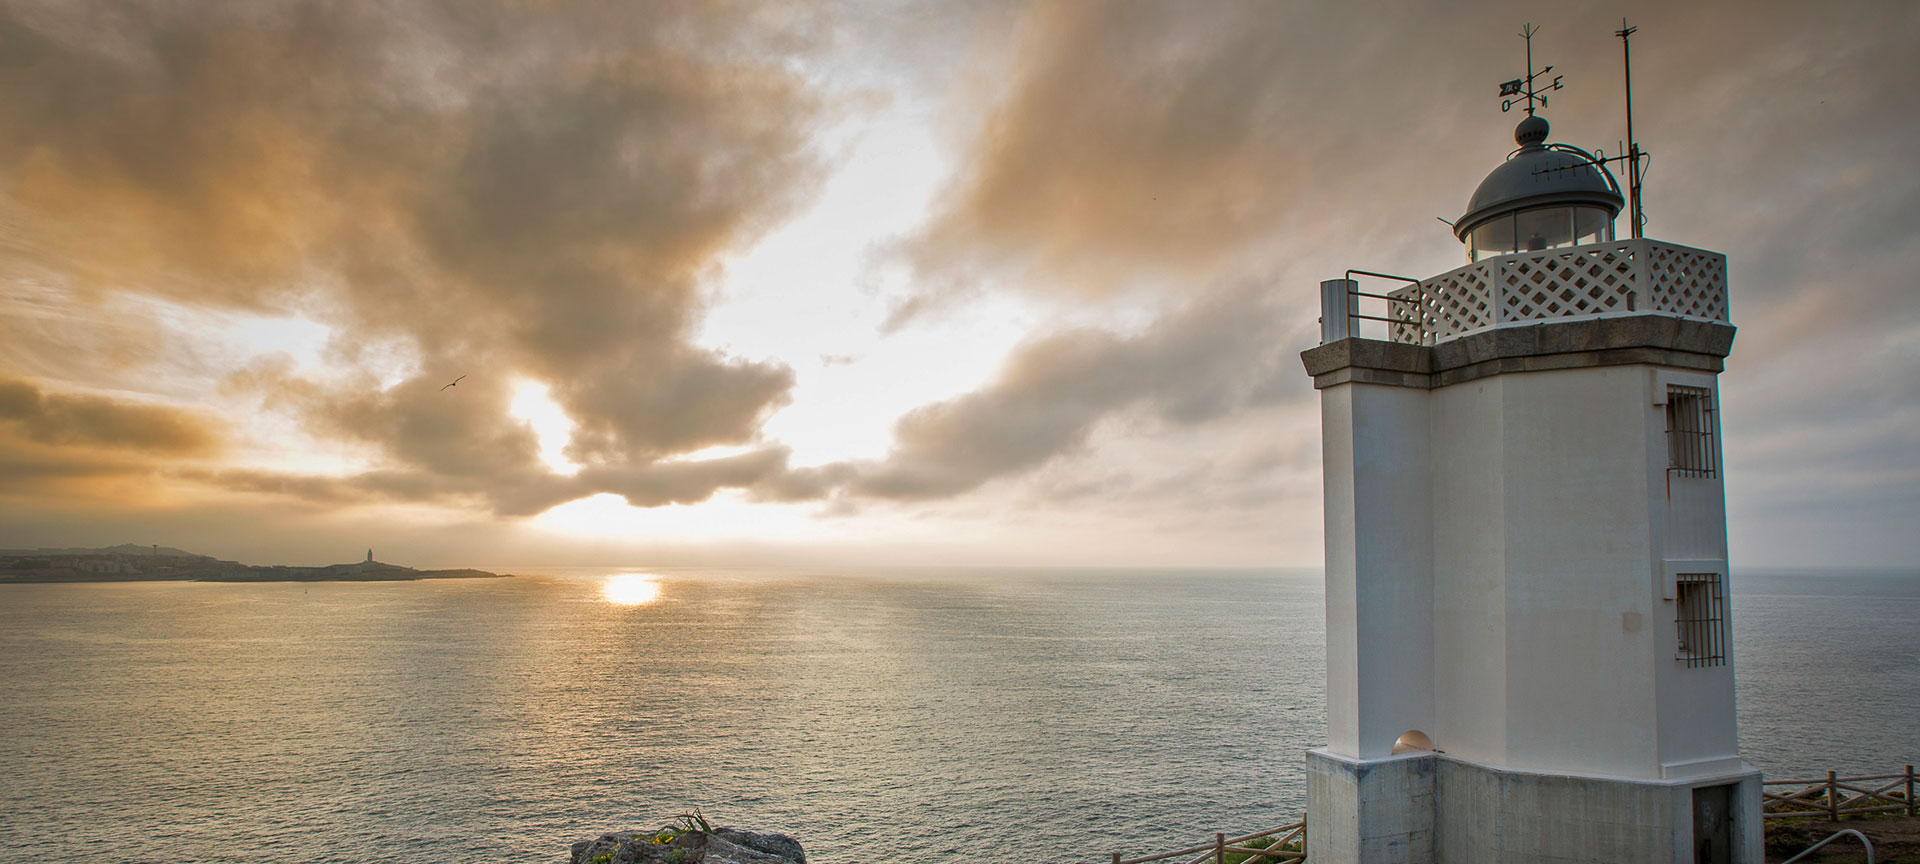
[[1300, 41, 1759, 864], [366, 548, 373, 563]]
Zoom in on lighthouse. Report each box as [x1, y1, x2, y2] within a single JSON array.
[[1300, 33, 1761, 864]]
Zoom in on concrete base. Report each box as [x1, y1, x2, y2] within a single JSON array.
[[1307, 749, 1764, 863], [1308, 749, 1436, 864]]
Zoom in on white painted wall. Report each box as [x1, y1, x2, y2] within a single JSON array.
[[1321, 383, 1435, 759], [1430, 379, 1508, 764], [1651, 373, 1739, 777], [1321, 384, 1360, 756], [1492, 367, 1662, 777], [1320, 361, 1738, 779]]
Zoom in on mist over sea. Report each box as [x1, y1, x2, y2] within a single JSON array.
[[0, 567, 1913, 863]]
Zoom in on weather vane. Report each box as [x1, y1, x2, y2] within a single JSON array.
[[1498, 23, 1562, 116], [1491, 20, 1652, 238]]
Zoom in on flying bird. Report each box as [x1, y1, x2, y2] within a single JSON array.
[[440, 375, 467, 391]]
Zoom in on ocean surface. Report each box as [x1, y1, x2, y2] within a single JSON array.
[[0, 567, 1913, 863]]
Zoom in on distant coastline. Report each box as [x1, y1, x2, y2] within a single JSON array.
[[0, 544, 512, 584]]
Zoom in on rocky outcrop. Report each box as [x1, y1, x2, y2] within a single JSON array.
[[570, 827, 805, 864]]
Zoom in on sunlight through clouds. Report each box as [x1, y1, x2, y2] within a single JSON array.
[[532, 491, 829, 542], [508, 380, 581, 476], [1, 1, 1915, 567]]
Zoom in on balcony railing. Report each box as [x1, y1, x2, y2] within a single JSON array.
[[1320, 239, 1728, 346]]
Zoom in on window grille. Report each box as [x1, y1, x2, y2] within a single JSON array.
[[1666, 386, 1718, 478], [1675, 573, 1726, 667]]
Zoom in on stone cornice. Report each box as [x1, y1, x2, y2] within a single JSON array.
[[1300, 315, 1737, 390]]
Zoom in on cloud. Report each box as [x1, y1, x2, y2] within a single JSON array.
[[580, 447, 793, 508], [890, 0, 1920, 320], [0, 0, 832, 512], [0, 374, 221, 506], [3, 0, 1918, 568], [200, 364, 803, 515], [905, 3, 1294, 280], [884, 0, 1502, 326], [842, 282, 1305, 499], [186, 444, 803, 519], [0, 375, 217, 455], [873, 0, 1920, 565]]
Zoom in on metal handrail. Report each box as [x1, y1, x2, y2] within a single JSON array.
[[1339, 270, 1424, 338], [1779, 828, 1873, 864]]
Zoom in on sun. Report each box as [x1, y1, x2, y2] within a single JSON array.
[[601, 573, 662, 605]]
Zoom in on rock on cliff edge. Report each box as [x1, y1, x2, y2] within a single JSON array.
[[570, 827, 806, 864]]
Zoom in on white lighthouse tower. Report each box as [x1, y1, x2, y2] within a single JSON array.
[[1301, 35, 1761, 864]]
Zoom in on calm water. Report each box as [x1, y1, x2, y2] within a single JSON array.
[[0, 567, 1912, 863]]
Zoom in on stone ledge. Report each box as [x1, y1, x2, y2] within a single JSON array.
[[1300, 315, 1736, 390]]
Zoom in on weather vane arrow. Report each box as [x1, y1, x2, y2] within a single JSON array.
[[1500, 23, 1563, 115], [1490, 19, 1653, 238]]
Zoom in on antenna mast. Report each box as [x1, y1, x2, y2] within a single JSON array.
[[1618, 19, 1644, 238], [1494, 22, 1650, 238]]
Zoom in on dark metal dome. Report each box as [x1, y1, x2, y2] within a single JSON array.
[[1454, 116, 1623, 242]]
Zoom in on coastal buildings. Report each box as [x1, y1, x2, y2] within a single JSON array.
[[1300, 63, 1759, 862]]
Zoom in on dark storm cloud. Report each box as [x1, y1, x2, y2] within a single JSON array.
[[0, 0, 830, 511]]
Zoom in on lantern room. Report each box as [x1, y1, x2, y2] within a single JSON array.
[[1454, 113, 1624, 261]]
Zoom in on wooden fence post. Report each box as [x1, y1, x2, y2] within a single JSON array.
[[1216, 832, 1226, 864], [1112, 852, 1121, 864], [1827, 770, 1839, 821], [1907, 765, 1915, 817]]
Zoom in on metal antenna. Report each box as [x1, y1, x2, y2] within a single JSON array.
[[1507, 22, 1654, 240], [1617, 18, 1645, 238], [1498, 23, 1563, 116]]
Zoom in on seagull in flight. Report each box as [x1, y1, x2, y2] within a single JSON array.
[[440, 375, 467, 391]]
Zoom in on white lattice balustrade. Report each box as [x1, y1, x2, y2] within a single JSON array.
[[1386, 239, 1727, 344]]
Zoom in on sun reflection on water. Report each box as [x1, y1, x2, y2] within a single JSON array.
[[601, 573, 662, 605]]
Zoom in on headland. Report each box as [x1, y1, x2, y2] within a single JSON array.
[[0, 543, 511, 584]]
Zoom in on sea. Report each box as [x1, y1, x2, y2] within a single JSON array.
[[0, 567, 1914, 863]]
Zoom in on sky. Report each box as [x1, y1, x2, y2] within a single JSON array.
[[0, 0, 1915, 570]]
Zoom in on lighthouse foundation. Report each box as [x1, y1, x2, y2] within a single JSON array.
[[1308, 748, 1762, 863], [1307, 749, 1436, 864]]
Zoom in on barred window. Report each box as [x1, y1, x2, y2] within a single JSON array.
[[1675, 573, 1726, 667], [1667, 386, 1718, 478]]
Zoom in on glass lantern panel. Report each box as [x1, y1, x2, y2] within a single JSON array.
[[1516, 207, 1574, 252], [1470, 215, 1516, 262], [1573, 206, 1612, 245]]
